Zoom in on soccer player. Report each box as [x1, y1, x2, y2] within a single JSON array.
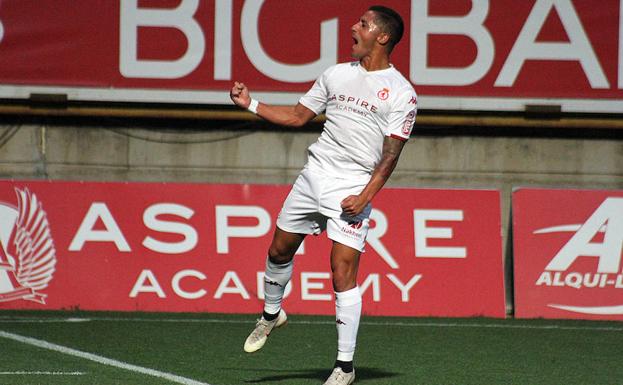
[[230, 5, 416, 385]]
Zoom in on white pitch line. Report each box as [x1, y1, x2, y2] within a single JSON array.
[[0, 316, 621, 332], [0, 371, 85, 375], [0, 330, 211, 385]]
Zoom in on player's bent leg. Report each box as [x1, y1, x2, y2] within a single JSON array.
[[268, 226, 305, 265], [264, 227, 304, 316], [244, 227, 304, 353]]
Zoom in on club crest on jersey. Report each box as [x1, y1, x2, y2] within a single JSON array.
[[377, 88, 389, 100], [0, 188, 56, 304]]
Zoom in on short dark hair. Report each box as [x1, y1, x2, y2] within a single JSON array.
[[368, 5, 404, 52]]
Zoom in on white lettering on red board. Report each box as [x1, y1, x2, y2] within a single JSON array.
[[119, 0, 337, 82], [414, 209, 467, 258], [545, 198, 623, 274], [129, 269, 422, 302], [119, 0, 205, 79], [118, 0, 622, 89], [69, 202, 198, 254], [68, 203, 468, 262]]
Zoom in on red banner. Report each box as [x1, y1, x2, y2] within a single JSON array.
[[0, 180, 505, 317], [0, 0, 620, 112], [513, 188, 623, 320]]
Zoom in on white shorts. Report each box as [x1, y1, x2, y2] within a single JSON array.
[[276, 167, 371, 252]]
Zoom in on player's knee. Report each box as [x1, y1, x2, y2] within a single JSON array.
[[267, 244, 294, 264], [331, 262, 357, 292]]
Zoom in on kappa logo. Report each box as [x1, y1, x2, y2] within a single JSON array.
[[377, 88, 389, 100], [264, 278, 283, 288], [0, 188, 56, 304], [336, 319, 347, 325], [533, 197, 623, 315]]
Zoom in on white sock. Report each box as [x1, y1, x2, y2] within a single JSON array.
[[263, 257, 293, 315], [335, 286, 362, 362]]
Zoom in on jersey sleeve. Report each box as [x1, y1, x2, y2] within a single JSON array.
[[385, 87, 418, 142], [298, 66, 333, 115]]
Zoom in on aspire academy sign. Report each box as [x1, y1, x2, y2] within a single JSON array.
[[513, 188, 623, 320], [0, 180, 505, 317]]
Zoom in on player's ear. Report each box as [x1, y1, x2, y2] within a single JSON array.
[[377, 32, 390, 46]]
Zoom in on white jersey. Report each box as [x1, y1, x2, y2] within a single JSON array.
[[299, 61, 417, 182]]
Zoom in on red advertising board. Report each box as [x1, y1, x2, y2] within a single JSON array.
[[0, 180, 505, 317], [0, 0, 620, 112], [513, 188, 623, 320]]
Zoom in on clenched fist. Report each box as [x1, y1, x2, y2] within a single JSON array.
[[230, 81, 251, 109]]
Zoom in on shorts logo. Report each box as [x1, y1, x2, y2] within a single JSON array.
[[348, 220, 363, 230], [0, 188, 56, 304], [341, 220, 365, 240], [377, 88, 389, 100]]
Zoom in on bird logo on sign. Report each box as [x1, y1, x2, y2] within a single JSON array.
[[0, 188, 56, 304]]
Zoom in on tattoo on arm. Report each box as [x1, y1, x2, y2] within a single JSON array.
[[377, 136, 406, 179]]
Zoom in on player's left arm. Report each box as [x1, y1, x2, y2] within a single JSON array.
[[340, 136, 406, 217]]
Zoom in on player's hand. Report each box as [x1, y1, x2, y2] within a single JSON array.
[[340, 195, 368, 217], [230, 81, 251, 109]]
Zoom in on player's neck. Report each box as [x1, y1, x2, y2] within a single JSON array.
[[359, 53, 390, 72]]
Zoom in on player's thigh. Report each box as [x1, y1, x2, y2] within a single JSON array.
[[276, 169, 325, 237]]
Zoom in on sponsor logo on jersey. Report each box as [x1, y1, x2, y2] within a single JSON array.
[[0, 188, 56, 304], [329, 93, 378, 114], [377, 88, 389, 100], [409, 95, 417, 105], [402, 109, 416, 136]]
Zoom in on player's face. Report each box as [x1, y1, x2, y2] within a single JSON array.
[[351, 11, 383, 59]]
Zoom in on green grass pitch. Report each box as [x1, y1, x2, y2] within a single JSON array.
[[0, 311, 621, 385]]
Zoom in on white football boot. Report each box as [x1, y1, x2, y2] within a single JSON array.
[[323, 367, 355, 385], [243, 310, 287, 353]]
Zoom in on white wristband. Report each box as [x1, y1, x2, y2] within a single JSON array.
[[247, 99, 259, 114]]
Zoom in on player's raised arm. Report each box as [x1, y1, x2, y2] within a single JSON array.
[[230, 81, 316, 127]]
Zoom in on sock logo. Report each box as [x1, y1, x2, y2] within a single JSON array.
[[336, 319, 347, 325], [264, 279, 283, 287]]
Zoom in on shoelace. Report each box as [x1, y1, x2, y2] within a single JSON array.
[[331, 369, 347, 381], [251, 318, 274, 337]]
